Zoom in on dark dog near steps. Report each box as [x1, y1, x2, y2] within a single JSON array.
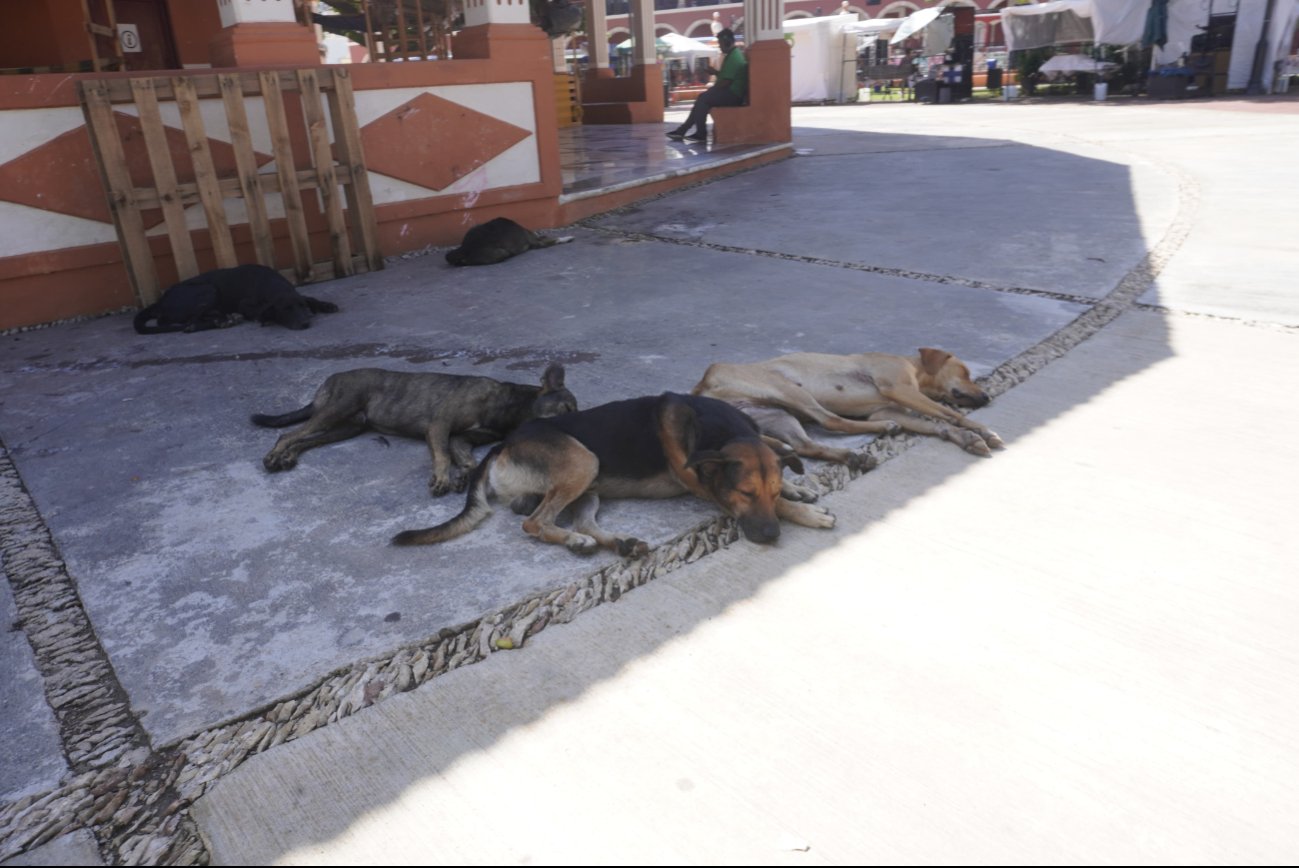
[[392, 392, 834, 556], [253, 364, 577, 496], [134, 264, 338, 334], [445, 217, 574, 266]]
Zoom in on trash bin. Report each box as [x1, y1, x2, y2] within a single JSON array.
[[1094, 81, 1108, 101], [1003, 84, 1018, 100]]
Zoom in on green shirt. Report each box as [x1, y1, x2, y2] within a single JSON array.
[[719, 48, 748, 101]]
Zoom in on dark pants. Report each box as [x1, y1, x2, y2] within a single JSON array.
[[675, 85, 744, 136]]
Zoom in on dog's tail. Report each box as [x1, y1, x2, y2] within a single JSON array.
[[391, 446, 500, 547], [250, 405, 313, 428], [534, 234, 575, 249]]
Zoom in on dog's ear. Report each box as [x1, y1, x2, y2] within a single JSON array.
[[918, 347, 952, 375], [540, 363, 566, 392], [658, 394, 698, 459], [760, 435, 805, 474]]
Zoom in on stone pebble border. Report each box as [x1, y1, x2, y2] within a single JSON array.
[[0, 151, 1199, 866]]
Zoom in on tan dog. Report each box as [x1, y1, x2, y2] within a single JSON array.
[[692, 348, 1005, 466]]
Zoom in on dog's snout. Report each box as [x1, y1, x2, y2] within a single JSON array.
[[740, 517, 781, 545], [953, 389, 989, 408]]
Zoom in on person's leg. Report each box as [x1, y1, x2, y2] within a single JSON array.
[[669, 91, 712, 138], [690, 87, 742, 138]]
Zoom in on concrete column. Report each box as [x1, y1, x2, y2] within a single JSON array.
[[210, 0, 320, 67], [743, 0, 785, 42], [586, 0, 611, 72], [462, 0, 533, 26], [629, 0, 657, 66]]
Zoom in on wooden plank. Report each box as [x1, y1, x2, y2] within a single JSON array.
[[130, 77, 199, 279], [395, 0, 410, 61], [413, 1, 429, 59], [218, 72, 276, 267], [259, 70, 313, 281], [171, 75, 237, 269], [78, 79, 160, 304], [325, 67, 382, 273], [297, 68, 352, 277]]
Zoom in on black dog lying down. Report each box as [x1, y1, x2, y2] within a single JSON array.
[[253, 364, 577, 496], [134, 264, 338, 334], [392, 392, 834, 556], [445, 217, 574, 266]]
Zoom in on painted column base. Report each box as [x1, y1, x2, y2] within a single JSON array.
[[581, 64, 665, 125], [209, 23, 321, 68], [451, 24, 550, 63], [712, 39, 792, 145]]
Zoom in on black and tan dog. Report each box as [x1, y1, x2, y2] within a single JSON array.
[[392, 392, 834, 556], [253, 364, 577, 496], [445, 217, 574, 266], [693, 348, 1005, 464], [134, 264, 338, 334]]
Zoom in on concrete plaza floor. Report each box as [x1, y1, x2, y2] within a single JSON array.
[[2, 96, 1298, 865]]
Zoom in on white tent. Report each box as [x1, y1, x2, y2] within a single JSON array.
[[1001, 0, 1299, 90], [784, 15, 861, 103], [657, 32, 721, 60], [1229, 0, 1299, 91], [999, 0, 1148, 52]]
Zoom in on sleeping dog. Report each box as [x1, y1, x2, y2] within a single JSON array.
[[134, 264, 338, 334], [445, 217, 574, 266], [254, 364, 577, 496], [392, 392, 834, 556], [693, 348, 1005, 463]]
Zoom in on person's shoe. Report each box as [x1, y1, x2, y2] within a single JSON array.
[[684, 132, 708, 142], [666, 130, 686, 141]]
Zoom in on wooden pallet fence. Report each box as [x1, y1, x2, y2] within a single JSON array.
[[78, 67, 382, 306]]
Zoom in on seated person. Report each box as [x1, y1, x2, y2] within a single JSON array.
[[667, 28, 747, 142]]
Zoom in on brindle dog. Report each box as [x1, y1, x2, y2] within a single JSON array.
[[253, 364, 577, 496], [391, 392, 834, 556]]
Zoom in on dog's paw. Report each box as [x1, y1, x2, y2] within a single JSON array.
[[782, 480, 820, 503], [428, 472, 463, 497], [959, 430, 993, 458], [847, 452, 877, 473], [616, 537, 650, 559], [801, 504, 836, 529], [565, 534, 600, 555], [881, 420, 902, 436], [985, 430, 1006, 450], [263, 452, 296, 472]]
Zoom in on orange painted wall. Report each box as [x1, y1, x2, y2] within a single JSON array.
[[167, 0, 223, 67], [0, 24, 571, 331], [1, 0, 87, 68]]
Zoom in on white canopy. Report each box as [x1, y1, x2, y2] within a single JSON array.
[[657, 32, 720, 58], [1038, 54, 1120, 76], [843, 18, 904, 37], [889, 8, 944, 46]]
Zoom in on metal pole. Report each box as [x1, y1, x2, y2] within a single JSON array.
[[1246, 0, 1278, 94]]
